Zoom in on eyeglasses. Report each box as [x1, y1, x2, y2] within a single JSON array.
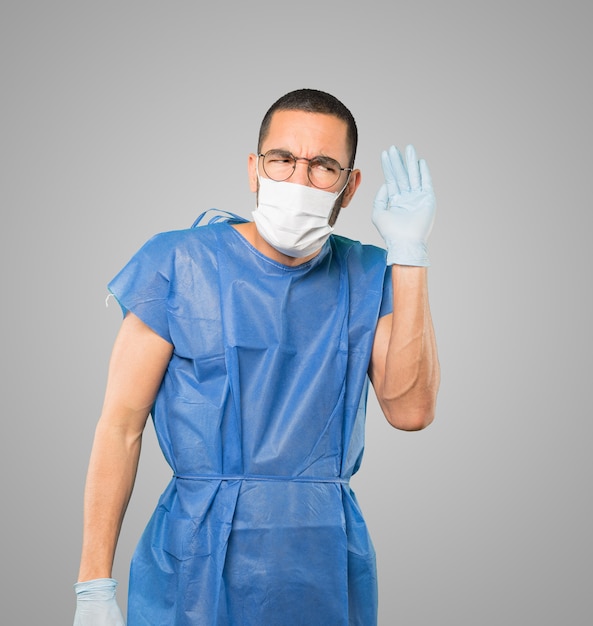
[[258, 149, 353, 189]]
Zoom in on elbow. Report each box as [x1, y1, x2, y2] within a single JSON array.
[[380, 388, 438, 431], [385, 404, 436, 431], [379, 361, 440, 431]]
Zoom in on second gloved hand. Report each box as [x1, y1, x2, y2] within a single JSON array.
[[372, 145, 436, 266], [73, 578, 125, 626]]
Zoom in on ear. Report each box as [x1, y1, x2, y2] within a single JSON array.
[[339, 169, 361, 208], [248, 153, 259, 193]]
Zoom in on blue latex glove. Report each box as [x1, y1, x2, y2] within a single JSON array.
[[73, 578, 125, 626], [372, 144, 436, 266]]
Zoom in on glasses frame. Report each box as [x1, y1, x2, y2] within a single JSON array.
[[258, 150, 353, 190]]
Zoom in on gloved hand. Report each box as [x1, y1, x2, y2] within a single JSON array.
[[372, 144, 436, 266], [73, 578, 125, 626]]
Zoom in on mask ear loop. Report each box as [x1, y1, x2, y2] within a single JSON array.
[[334, 169, 353, 200], [255, 153, 262, 181], [340, 171, 351, 196], [328, 170, 353, 227], [254, 154, 262, 207]]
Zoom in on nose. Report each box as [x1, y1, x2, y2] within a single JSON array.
[[291, 158, 312, 186]]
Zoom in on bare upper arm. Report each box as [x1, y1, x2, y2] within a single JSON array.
[[99, 312, 173, 434]]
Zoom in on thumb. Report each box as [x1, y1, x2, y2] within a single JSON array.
[[373, 184, 388, 211]]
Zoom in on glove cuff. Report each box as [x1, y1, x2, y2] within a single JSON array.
[[385, 241, 430, 267], [74, 578, 118, 599]]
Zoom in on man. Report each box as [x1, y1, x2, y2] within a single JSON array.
[[74, 88, 439, 625]]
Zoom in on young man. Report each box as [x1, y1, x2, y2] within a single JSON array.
[[74, 88, 439, 625]]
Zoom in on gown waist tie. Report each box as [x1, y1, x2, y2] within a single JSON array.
[[173, 473, 349, 484]]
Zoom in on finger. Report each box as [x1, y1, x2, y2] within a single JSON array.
[[406, 145, 421, 192], [381, 149, 400, 196], [388, 145, 410, 192], [373, 183, 389, 211], [419, 158, 433, 193]]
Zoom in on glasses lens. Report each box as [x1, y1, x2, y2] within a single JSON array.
[[307, 156, 343, 189], [262, 150, 296, 182], [261, 151, 345, 188]]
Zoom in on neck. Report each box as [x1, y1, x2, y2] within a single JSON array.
[[232, 222, 321, 266]]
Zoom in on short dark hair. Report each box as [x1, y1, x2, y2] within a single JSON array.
[[258, 89, 358, 167]]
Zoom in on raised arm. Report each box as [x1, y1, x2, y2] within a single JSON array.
[[368, 145, 440, 430], [78, 312, 173, 582], [369, 267, 439, 430]]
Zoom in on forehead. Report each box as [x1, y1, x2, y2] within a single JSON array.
[[263, 110, 349, 158]]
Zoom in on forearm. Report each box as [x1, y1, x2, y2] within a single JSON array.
[[77, 416, 143, 582], [76, 313, 172, 582], [377, 265, 440, 429]]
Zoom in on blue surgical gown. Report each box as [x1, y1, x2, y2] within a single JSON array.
[[108, 216, 392, 625]]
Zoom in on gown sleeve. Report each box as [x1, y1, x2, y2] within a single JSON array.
[[378, 261, 393, 318], [107, 232, 175, 344]]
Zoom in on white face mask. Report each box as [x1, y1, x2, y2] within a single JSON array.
[[252, 176, 347, 258]]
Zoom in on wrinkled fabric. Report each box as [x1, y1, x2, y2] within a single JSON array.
[[108, 213, 392, 625], [73, 578, 125, 626]]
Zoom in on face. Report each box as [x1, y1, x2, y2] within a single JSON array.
[[248, 110, 361, 224]]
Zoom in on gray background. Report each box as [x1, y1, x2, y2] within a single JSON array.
[[2, 1, 591, 624]]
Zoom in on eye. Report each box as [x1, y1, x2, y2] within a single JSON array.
[[310, 157, 340, 174], [266, 150, 295, 164]]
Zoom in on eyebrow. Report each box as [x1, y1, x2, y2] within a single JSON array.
[[266, 148, 342, 161]]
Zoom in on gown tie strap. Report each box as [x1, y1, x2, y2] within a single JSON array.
[[173, 473, 349, 484]]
